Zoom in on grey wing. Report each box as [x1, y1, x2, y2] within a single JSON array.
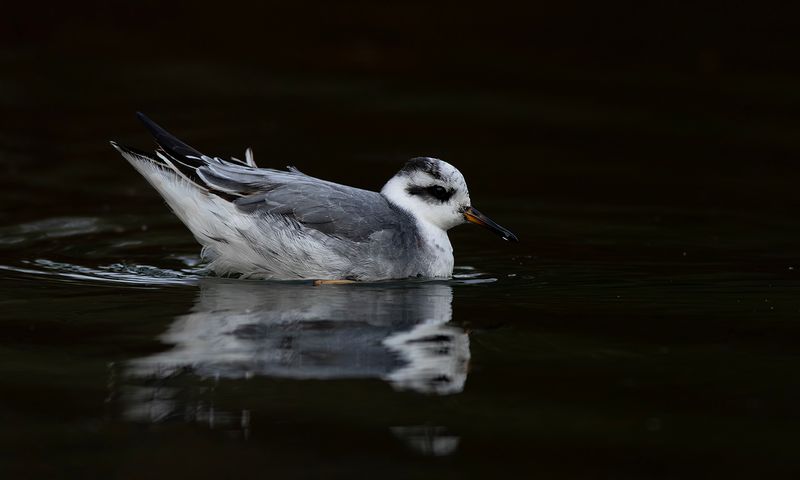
[[199, 162, 407, 242], [129, 112, 409, 243]]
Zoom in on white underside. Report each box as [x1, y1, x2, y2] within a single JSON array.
[[414, 218, 455, 277]]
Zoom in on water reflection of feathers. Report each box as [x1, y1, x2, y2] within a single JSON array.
[[124, 281, 469, 403]]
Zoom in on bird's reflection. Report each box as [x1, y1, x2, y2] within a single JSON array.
[[120, 280, 469, 425]]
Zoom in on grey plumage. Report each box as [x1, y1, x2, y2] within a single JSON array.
[[204, 163, 411, 242], [111, 113, 515, 280], [201, 161, 427, 278], [111, 114, 435, 280]]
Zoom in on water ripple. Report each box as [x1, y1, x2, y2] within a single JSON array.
[[0, 216, 503, 287], [0, 259, 203, 287], [0, 259, 498, 288]]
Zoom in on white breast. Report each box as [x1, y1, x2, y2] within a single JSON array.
[[415, 219, 455, 278]]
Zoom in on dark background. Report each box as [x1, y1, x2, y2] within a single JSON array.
[[3, 1, 800, 217], [3, 2, 800, 479]]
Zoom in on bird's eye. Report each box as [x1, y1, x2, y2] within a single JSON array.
[[426, 185, 451, 201]]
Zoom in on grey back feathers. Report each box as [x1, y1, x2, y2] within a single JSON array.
[[111, 113, 455, 281], [130, 113, 415, 243]]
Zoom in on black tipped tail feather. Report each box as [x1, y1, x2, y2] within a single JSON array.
[[135, 111, 205, 162], [111, 113, 263, 202]]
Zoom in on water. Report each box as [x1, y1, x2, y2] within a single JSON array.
[[4, 10, 800, 477]]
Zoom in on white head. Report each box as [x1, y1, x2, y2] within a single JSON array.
[[381, 157, 470, 230], [381, 157, 518, 241]]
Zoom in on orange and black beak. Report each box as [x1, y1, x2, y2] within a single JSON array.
[[463, 206, 518, 242]]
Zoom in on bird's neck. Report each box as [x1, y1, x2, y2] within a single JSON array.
[[380, 176, 414, 212], [381, 175, 448, 226], [415, 219, 454, 277], [381, 178, 445, 235], [382, 178, 454, 276]]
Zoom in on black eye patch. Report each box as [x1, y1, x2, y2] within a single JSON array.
[[406, 185, 454, 202], [426, 185, 451, 201]]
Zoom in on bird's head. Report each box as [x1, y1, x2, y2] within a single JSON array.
[[381, 157, 518, 241]]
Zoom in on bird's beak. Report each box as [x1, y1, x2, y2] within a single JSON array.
[[463, 206, 519, 242]]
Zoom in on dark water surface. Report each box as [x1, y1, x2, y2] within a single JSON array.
[[4, 7, 800, 477]]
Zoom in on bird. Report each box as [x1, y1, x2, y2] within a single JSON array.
[[110, 112, 517, 282]]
